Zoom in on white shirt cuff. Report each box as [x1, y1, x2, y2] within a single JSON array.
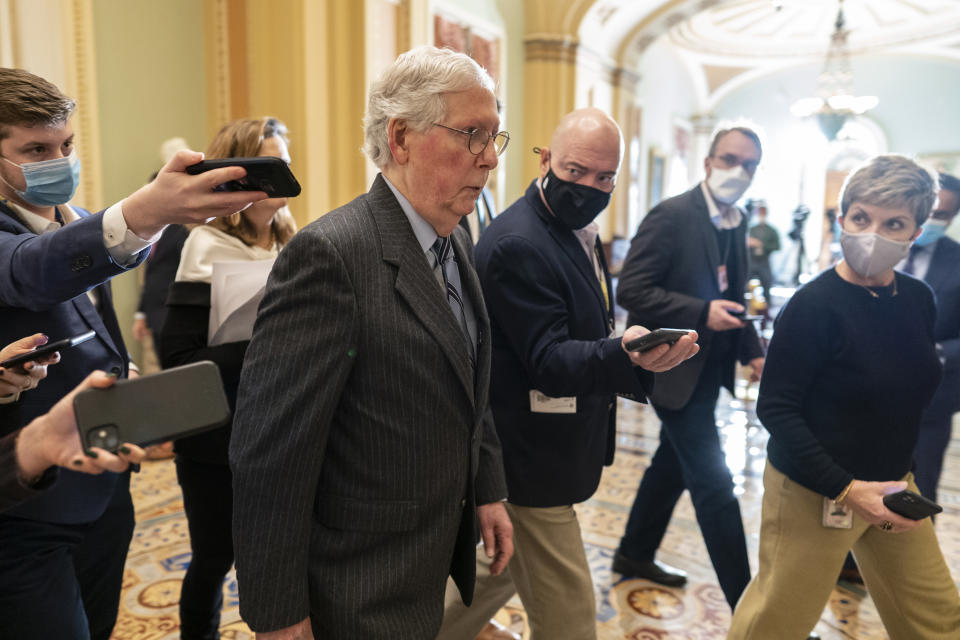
[[0, 392, 20, 405], [102, 201, 162, 266]]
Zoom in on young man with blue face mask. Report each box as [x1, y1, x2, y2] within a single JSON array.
[[899, 172, 960, 506], [0, 67, 268, 640]]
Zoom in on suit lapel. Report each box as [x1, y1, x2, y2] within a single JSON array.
[[546, 223, 607, 312], [925, 239, 952, 293], [71, 286, 123, 360], [369, 176, 476, 405], [692, 187, 722, 289]]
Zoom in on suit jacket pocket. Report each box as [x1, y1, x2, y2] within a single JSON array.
[[314, 493, 420, 532]]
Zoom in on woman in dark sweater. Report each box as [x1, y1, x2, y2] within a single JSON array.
[[728, 155, 960, 639], [160, 117, 296, 640]]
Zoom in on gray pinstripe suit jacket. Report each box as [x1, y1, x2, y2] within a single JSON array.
[[229, 174, 508, 638]]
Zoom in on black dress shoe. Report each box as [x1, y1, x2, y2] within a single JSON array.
[[612, 551, 687, 587]]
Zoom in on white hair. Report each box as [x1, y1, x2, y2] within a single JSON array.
[[363, 46, 496, 168]]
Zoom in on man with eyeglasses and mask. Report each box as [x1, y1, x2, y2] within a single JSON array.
[[901, 172, 960, 507], [436, 108, 699, 640], [0, 67, 268, 639], [613, 126, 765, 612]]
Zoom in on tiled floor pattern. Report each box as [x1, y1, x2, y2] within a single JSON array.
[[114, 373, 960, 639]]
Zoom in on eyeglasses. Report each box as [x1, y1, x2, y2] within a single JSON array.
[[711, 153, 759, 175], [432, 123, 510, 156]]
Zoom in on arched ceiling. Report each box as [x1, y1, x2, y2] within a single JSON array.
[[578, 0, 960, 111]]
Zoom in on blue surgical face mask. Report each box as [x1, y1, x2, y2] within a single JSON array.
[[0, 150, 81, 206], [914, 218, 948, 247]]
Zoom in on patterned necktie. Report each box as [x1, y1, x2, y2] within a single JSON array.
[[431, 237, 475, 358]]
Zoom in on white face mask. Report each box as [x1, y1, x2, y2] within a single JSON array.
[[840, 230, 912, 279], [706, 165, 752, 205]]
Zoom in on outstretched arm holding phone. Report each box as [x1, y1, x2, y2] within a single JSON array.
[[1, 371, 146, 511]]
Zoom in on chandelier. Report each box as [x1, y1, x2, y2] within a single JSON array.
[[789, 0, 878, 140]]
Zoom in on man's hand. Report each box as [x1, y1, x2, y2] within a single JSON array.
[[622, 326, 699, 372], [0, 334, 60, 396], [747, 357, 764, 383], [122, 149, 269, 239], [843, 480, 921, 534], [255, 617, 313, 640], [132, 316, 150, 341], [16, 371, 146, 478], [706, 299, 747, 332], [747, 236, 762, 249], [477, 501, 514, 576]]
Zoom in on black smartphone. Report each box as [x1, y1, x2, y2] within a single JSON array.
[[625, 328, 693, 353], [74, 361, 230, 452], [185, 157, 301, 198], [727, 309, 763, 321], [883, 489, 942, 520], [0, 330, 96, 369]]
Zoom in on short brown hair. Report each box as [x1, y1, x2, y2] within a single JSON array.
[[203, 117, 297, 247], [708, 126, 762, 159], [0, 68, 76, 139]]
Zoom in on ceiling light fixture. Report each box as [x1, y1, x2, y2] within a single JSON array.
[[790, 0, 878, 140]]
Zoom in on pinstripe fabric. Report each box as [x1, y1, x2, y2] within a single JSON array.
[[229, 175, 507, 638]]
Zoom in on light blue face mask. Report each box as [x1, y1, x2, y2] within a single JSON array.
[[1, 151, 81, 206], [914, 218, 948, 247]]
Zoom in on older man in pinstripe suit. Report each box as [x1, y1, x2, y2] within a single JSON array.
[[229, 46, 513, 640]]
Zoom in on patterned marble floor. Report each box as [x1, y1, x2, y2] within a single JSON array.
[[115, 373, 960, 639]]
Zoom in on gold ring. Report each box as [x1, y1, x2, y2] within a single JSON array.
[[880, 520, 893, 532]]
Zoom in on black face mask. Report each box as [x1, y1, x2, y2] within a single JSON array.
[[540, 167, 611, 230]]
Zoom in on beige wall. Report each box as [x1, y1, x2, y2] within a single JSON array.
[[91, 0, 208, 363]]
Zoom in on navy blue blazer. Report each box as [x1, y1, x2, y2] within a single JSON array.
[[922, 236, 960, 419], [0, 201, 145, 523], [476, 180, 653, 507]]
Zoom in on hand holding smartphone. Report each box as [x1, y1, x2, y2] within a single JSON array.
[[625, 328, 694, 353], [186, 157, 301, 198], [0, 330, 95, 370], [882, 489, 942, 520], [74, 361, 230, 452]]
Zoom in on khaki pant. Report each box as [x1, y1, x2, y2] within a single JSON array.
[[728, 463, 960, 640], [436, 503, 597, 640]]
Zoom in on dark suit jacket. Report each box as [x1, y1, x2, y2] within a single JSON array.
[[922, 237, 960, 419], [617, 184, 763, 410], [229, 175, 508, 637], [0, 202, 143, 523], [137, 223, 188, 337], [160, 281, 247, 465], [476, 180, 653, 507]]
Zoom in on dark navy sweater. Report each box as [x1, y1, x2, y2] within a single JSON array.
[[758, 267, 941, 498]]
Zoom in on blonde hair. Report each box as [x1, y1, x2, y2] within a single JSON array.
[[203, 117, 297, 246], [839, 155, 937, 227]]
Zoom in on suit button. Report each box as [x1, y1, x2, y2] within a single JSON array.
[[110, 366, 121, 375], [70, 255, 93, 272], [460, 498, 467, 508]]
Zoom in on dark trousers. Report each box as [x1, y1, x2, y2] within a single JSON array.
[[0, 473, 134, 640], [912, 413, 953, 504], [618, 359, 750, 609], [176, 457, 234, 640]]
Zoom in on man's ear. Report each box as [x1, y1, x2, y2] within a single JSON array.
[[538, 147, 551, 180], [388, 118, 409, 165]]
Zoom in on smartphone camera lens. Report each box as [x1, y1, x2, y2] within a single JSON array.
[[87, 425, 120, 451]]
